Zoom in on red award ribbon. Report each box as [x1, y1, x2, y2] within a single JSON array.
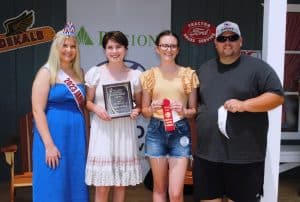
[[162, 99, 175, 132]]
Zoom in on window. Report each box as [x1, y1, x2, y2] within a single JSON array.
[[281, 4, 300, 140]]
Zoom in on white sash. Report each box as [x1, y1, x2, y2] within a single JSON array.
[[58, 69, 85, 114]]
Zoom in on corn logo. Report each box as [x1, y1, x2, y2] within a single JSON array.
[[0, 10, 55, 53]]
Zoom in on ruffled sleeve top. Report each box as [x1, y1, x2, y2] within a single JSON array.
[[140, 66, 199, 119]]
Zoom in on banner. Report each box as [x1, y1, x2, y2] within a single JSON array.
[[67, 0, 171, 70], [67, 0, 171, 179]]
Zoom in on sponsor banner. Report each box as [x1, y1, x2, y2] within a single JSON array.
[[67, 0, 171, 71], [67, 0, 171, 179], [0, 10, 55, 53], [182, 20, 216, 45]]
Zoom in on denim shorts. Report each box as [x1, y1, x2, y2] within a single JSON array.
[[145, 117, 191, 158]]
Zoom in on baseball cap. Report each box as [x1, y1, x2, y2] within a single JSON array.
[[216, 21, 241, 37]]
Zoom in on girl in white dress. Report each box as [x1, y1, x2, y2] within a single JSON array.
[[85, 31, 142, 202]]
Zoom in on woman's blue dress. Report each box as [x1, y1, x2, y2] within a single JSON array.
[[32, 83, 89, 202]]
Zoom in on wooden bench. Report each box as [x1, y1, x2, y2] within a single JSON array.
[[0, 112, 33, 202]]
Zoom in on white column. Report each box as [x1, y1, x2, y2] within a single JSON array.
[[261, 0, 286, 201]]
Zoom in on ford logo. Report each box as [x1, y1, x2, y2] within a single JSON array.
[[182, 20, 216, 45]]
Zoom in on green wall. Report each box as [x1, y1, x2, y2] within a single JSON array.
[[171, 0, 264, 70], [0, 0, 66, 180]]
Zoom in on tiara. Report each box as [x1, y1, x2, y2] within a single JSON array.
[[62, 21, 76, 37]]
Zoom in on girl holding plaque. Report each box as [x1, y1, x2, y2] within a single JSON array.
[[140, 30, 199, 202], [85, 31, 142, 202]]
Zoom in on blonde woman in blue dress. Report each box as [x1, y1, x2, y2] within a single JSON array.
[[85, 31, 142, 202], [32, 22, 89, 202]]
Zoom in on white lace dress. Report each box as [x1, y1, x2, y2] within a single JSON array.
[[85, 65, 143, 186]]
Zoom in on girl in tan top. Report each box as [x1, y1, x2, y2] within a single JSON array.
[[140, 30, 199, 202]]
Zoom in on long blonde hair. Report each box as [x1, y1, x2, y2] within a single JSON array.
[[46, 30, 83, 85]]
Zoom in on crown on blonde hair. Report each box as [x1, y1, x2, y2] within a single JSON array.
[[62, 21, 76, 37]]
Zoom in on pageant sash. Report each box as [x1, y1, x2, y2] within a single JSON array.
[[162, 99, 175, 132], [58, 69, 85, 114]]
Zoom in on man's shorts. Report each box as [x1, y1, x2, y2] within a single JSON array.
[[193, 156, 264, 202], [145, 117, 191, 158]]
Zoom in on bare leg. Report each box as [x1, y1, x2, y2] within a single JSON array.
[[168, 157, 188, 202], [149, 157, 169, 202], [95, 186, 110, 202], [112, 186, 126, 202]]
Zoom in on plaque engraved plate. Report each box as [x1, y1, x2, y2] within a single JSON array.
[[103, 81, 133, 118]]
